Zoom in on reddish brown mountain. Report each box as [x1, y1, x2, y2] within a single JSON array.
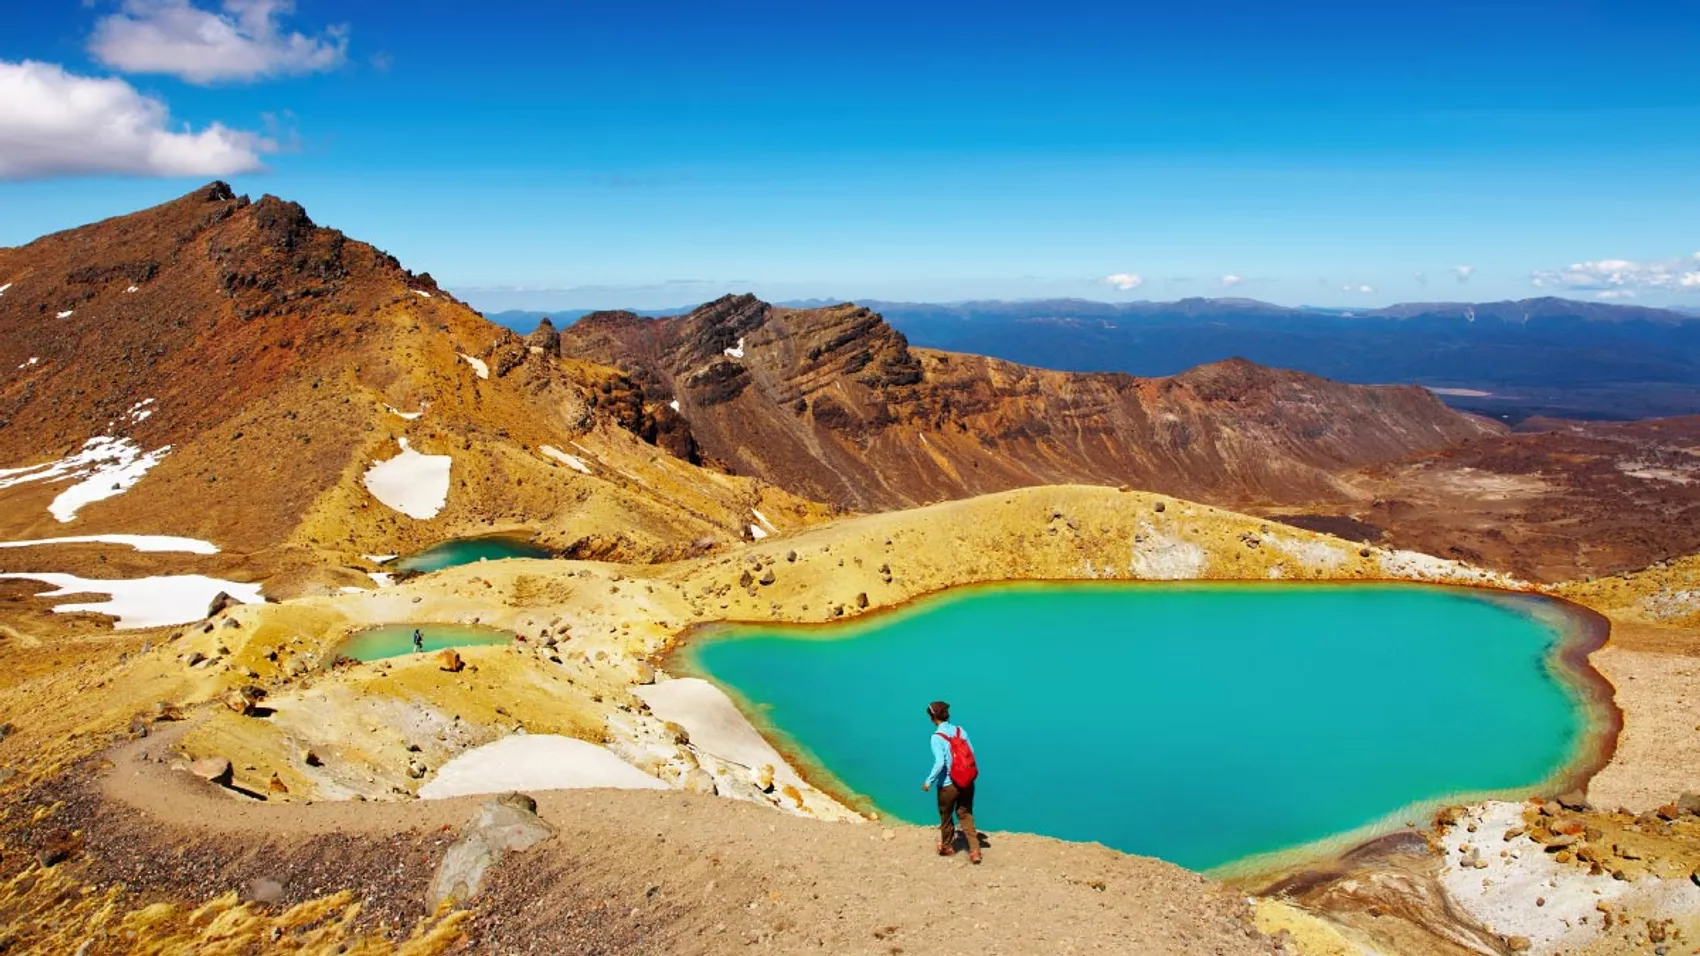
[[557, 295, 1505, 511], [0, 185, 823, 573]]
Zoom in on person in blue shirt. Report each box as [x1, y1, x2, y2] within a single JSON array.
[[922, 700, 981, 863]]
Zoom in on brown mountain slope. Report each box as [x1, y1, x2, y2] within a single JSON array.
[[1296, 414, 1700, 582], [0, 185, 826, 581], [557, 294, 1505, 511]]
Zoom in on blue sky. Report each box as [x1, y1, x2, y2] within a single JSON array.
[[2, 1, 1699, 310]]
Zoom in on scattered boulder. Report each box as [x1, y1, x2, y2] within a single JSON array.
[[758, 568, 776, 586], [302, 749, 322, 767], [856, 592, 869, 609], [738, 569, 754, 588], [1506, 936, 1531, 952], [634, 661, 656, 685], [426, 793, 556, 910], [1555, 789, 1591, 812], [150, 701, 183, 722], [268, 773, 289, 794], [0, 722, 12, 743], [36, 828, 80, 868], [189, 757, 234, 786], [206, 591, 240, 618], [437, 649, 464, 673], [1678, 792, 1700, 817], [752, 764, 776, 793]]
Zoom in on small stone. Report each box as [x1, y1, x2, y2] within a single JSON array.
[[1655, 803, 1681, 822], [248, 878, 285, 904], [752, 764, 775, 793], [1503, 826, 1525, 841], [36, 828, 80, 868], [302, 749, 322, 767], [1555, 789, 1590, 812], [1506, 936, 1531, 952], [856, 592, 869, 609], [268, 773, 288, 794], [189, 757, 234, 786], [1676, 792, 1700, 816], [437, 649, 464, 672], [758, 568, 776, 586]]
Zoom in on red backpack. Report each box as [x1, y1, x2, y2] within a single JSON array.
[[937, 727, 978, 787]]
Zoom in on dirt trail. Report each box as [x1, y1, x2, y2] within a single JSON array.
[[15, 725, 1278, 955]]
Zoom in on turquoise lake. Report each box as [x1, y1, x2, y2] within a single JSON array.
[[390, 535, 553, 574], [338, 623, 513, 661], [687, 582, 1601, 873]]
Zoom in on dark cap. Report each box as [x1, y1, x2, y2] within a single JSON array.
[[927, 701, 950, 720]]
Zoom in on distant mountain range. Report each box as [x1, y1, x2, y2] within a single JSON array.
[[488, 297, 1700, 420]]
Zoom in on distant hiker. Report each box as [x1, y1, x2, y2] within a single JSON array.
[[922, 700, 981, 863], [412, 628, 424, 653]]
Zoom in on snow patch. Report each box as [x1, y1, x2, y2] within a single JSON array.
[[126, 398, 156, 424], [367, 571, 394, 588], [669, 399, 681, 412], [17, 357, 39, 370], [540, 445, 591, 474], [749, 524, 769, 540], [124, 285, 139, 293], [0, 572, 262, 629], [0, 437, 174, 523], [0, 283, 11, 296], [419, 734, 666, 799], [363, 554, 397, 564], [56, 310, 73, 319], [458, 353, 489, 379], [751, 508, 778, 533], [0, 534, 217, 554], [723, 338, 745, 359], [412, 289, 432, 298], [384, 404, 424, 421], [362, 438, 451, 520]]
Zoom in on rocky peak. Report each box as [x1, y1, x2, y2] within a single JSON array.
[[527, 317, 562, 357]]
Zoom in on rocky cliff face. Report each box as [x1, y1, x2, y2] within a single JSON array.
[[559, 296, 1505, 510], [0, 186, 821, 570]]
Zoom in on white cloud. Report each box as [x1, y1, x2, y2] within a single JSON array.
[[1413, 271, 1429, 286], [1531, 253, 1700, 294], [90, 0, 348, 84], [0, 60, 269, 180], [1219, 273, 1243, 288], [1595, 290, 1637, 300], [1452, 265, 1475, 282], [1102, 273, 1144, 291], [1342, 284, 1376, 294]]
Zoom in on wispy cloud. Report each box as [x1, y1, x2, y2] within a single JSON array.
[[0, 60, 270, 179], [1102, 273, 1144, 291], [1219, 273, 1243, 288], [1342, 284, 1376, 294], [90, 0, 348, 84], [1452, 265, 1475, 283], [1531, 253, 1700, 293], [1413, 271, 1429, 286]]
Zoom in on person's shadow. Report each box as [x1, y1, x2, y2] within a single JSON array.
[[950, 831, 992, 854]]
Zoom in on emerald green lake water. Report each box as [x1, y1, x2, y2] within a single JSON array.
[[338, 623, 513, 661], [391, 535, 552, 574], [687, 583, 1601, 873]]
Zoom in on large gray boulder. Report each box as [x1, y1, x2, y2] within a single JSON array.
[[426, 792, 555, 910]]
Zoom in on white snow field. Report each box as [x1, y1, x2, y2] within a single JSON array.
[[0, 534, 218, 554], [540, 445, 592, 474], [362, 438, 451, 519], [419, 735, 667, 799], [0, 436, 173, 523], [458, 353, 489, 379], [0, 572, 262, 629]]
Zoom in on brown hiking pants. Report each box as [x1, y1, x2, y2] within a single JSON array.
[[937, 782, 979, 852]]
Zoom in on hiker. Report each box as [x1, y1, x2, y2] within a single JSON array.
[[412, 628, 424, 653], [922, 700, 981, 863]]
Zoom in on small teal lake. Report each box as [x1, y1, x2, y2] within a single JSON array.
[[391, 535, 553, 574], [339, 623, 513, 661], [687, 582, 1607, 873]]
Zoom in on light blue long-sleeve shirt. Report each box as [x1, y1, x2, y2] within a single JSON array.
[[925, 721, 973, 788]]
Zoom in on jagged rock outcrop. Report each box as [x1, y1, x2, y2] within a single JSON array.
[[559, 295, 1504, 511]]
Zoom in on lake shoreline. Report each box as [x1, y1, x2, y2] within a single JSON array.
[[663, 579, 1624, 884]]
